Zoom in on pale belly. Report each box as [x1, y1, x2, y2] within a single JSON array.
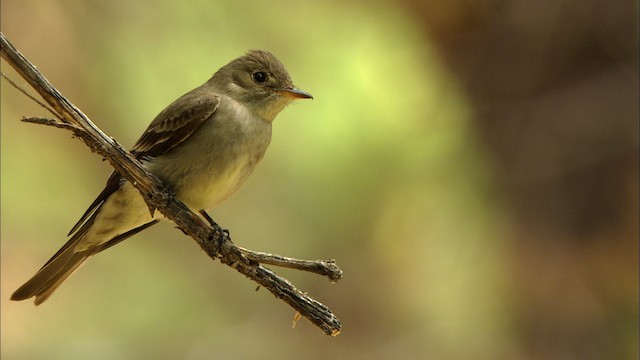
[[74, 158, 253, 252], [75, 182, 164, 251], [144, 109, 271, 211], [174, 153, 256, 211]]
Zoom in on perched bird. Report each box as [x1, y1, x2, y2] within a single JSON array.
[[12, 50, 312, 305]]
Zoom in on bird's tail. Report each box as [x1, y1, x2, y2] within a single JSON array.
[[11, 243, 91, 306], [12, 217, 160, 305]]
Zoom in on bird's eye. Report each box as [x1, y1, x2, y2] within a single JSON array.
[[252, 71, 268, 83]]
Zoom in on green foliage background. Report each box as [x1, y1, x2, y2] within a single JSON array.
[[1, 1, 636, 359]]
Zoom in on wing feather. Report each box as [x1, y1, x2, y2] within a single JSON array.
[[68, 89, 219, 238], [131, 92, 220, 159]]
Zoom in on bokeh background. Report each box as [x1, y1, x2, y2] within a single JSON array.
[[1, 0, 637, 359]]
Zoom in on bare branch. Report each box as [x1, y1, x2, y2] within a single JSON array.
[[238, 247, 343, 282], [1, 32, 341, 336]]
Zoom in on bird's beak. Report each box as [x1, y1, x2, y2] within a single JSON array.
[[276, 87, 313, 99]]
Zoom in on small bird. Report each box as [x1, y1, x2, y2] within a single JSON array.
[[12, 50, 312, 305]]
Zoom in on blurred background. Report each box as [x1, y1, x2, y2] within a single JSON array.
[[1, 0, 637, 359]]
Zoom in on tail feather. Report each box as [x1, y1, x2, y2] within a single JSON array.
[[11, 245, 91, 305], [12, 219, 159, 305]]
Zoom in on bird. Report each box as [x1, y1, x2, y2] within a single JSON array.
[[11, 50, 313, 305]]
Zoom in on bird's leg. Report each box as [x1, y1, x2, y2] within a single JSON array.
[[199, 209, 215, 226], [198, 211, 341, 282], [198, 210, 230, 236], [198, 209, 233, 259]]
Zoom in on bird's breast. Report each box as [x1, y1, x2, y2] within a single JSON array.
[[147, 102, 272, 211]]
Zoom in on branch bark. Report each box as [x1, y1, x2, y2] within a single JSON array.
[[1, 32, 341, 336]]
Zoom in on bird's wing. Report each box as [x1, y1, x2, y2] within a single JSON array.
[[67, 90, 220, 237], [131, 91, 220, 159]]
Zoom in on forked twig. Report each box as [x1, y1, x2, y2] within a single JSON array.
[[238, 247, 343, 282], [1, 72, 60, 119]]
